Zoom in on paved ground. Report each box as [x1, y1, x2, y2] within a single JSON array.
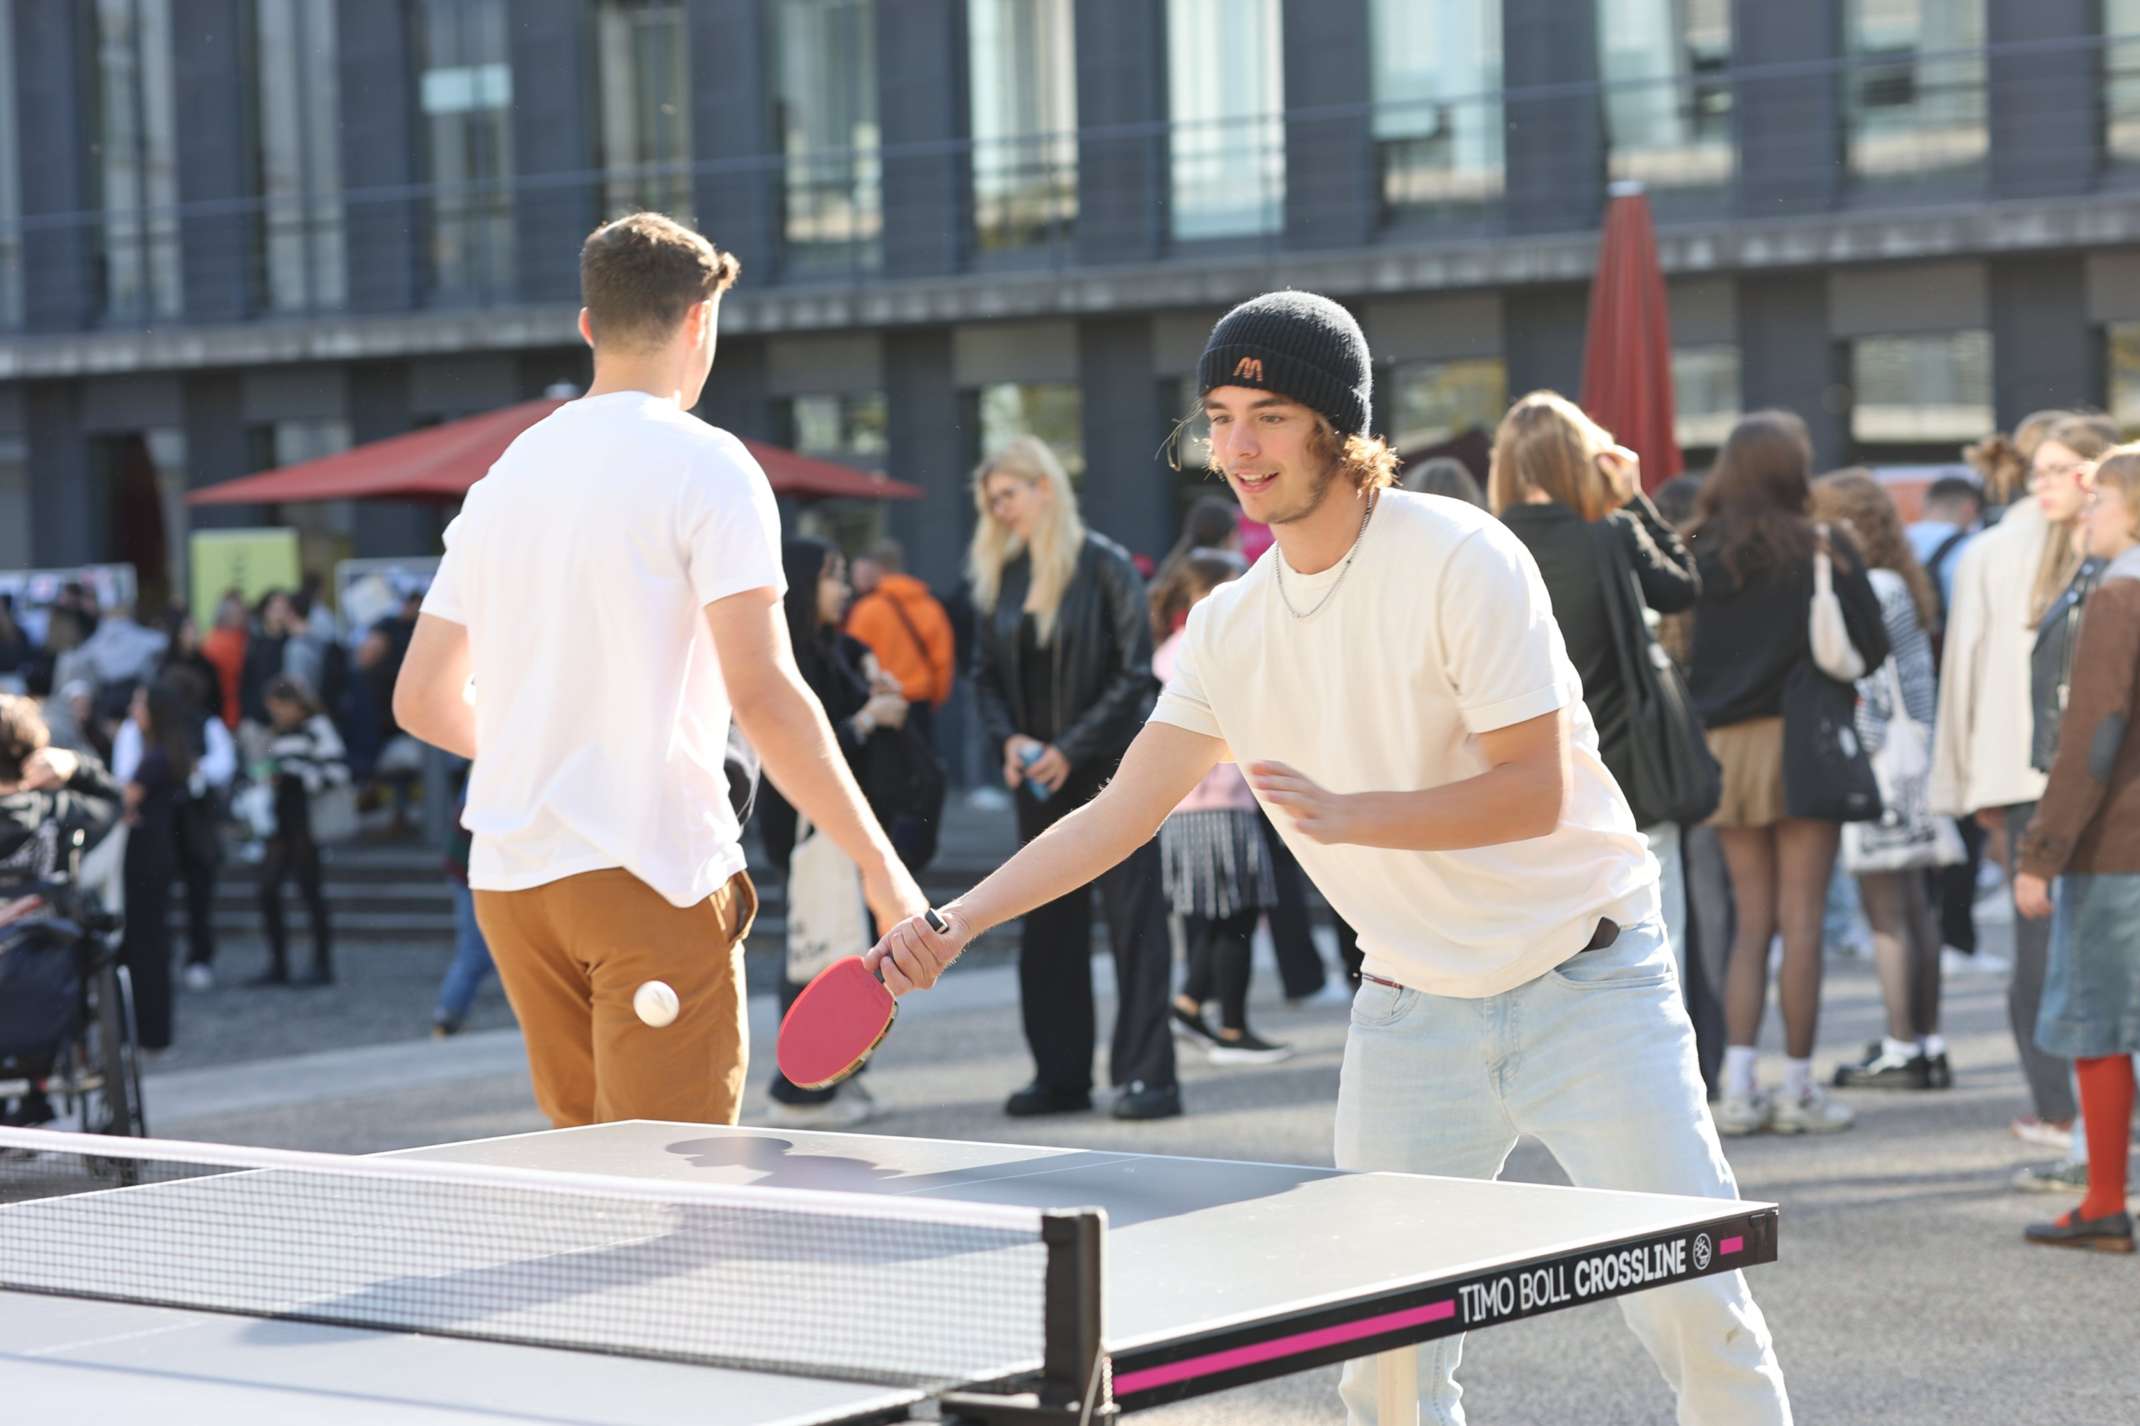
[[107, 882, 2138, 1426]]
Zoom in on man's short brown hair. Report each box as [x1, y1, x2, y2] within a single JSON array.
[[579, 213, 741, 351]]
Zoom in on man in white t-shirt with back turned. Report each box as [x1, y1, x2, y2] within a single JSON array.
[[394, 213, 927, 1128], [873, 292, 1791, 1423]]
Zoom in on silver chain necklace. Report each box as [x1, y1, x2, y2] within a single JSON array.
[[1275, 492, 1378, 620]]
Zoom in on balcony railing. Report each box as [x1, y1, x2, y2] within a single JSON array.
[[0, 37, 2132, 334]]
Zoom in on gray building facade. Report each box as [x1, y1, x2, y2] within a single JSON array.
[[7, 0, 2140, 605]]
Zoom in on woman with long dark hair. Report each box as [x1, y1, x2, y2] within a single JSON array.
[[757, 536, 907, 1128], [970, 436, 1180, 1120], [121, 680, 198, 1050], [1688, 412, 1888, 1137]]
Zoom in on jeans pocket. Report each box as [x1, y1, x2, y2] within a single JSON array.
[[1547, 923, 1673, 991], [1350, 979, 1415, 1027]]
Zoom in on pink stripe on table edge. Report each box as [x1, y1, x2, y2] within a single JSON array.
[[1719, 1235, 1745, 1256], [1114, 1299, 1457, 1397]]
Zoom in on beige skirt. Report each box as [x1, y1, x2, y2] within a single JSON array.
[[1706, 716, 1788, 829]]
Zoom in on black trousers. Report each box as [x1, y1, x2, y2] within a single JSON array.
[[261, 781, 331, 978], [1180, 910, 1258, 1032], [1682, 824, 1735, 1095], [1259, 814, 1334, 998], [122, 839, 176, 1051], [1014, 771, 1176, 1093], [1928, 814, 1987, 956], [176, 805, 220, 969]]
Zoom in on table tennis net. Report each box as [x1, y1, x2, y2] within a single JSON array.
[[0, 1126, 1068, 1391]]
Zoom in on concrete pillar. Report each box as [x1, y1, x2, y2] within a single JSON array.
[[26, 383, 97, 565], [173, 0, 258, 321], [509, 1, 598, 304], [1988, 0, 2098, 200], [1733, 0, 1844, 217], [1281, 0, 1374, 251], [338, 0, 424, 312], [698, 338, 778, 445], [1077, 317, 1172, 560], [690, 1, 780, 281], [1991, 257, 2100, 423], [1503, 0, 1605, 235], [1502, 287, 1592, 403], [14, 4, 97, 331], [882, 330, 968, 598], [878, 0, 970, 277], [180, 371, 263, 533], [1073, 0, 1168, 264], [347, 363, 433, 557], [1738, 273, 1849, 470]]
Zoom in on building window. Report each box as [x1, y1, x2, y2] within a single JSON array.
[[598, 0, 692, 221], [1672, 344, 1741, 454], [0, 435, 27, 569], [1598, 0, 1731, 196], [254, 0, 344, 313], [968, 0, 1077, 258], [1843, 0, 1987, 193], [774, 0, 880, 274], [90, 0, 182, 321], [977, 382, 1084, 479], [1167, 0, 1284, 242], [1849, 331, 1993, 449], [0, 1, 20, 329], [417, 0, 515, 304], [787, 392, 889, 466], [1369, 0, 1503, 224], [2107, 0, 2140, 167], [1388, 358, 1508, 454]]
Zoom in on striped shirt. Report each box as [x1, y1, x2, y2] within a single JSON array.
[[1857, 568, 1938, 754], [267, 715, 351, 794]]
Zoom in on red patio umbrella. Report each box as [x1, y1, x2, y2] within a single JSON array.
[[1579, 183, 1683, 494], [188, 397, 922, 505]]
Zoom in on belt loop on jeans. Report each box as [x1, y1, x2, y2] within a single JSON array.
[[1359, 970, 1406, 991]]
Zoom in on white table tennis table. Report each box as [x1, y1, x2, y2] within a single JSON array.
[[0, 1120, 1777, 1423]]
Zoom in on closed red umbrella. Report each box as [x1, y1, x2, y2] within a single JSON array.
[[1579, 183, 1683, 493], [188, 398, 922, 505]]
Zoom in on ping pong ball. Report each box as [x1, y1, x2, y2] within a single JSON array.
[[633, 980, 679, 1028]]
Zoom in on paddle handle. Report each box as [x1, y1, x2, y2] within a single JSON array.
[[923, 907, 949, 935]]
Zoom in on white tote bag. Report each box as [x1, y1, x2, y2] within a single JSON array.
[[1842, 661, 1965, 873], [784, 815, 871, 984], [1809, 526, 1868, 683]]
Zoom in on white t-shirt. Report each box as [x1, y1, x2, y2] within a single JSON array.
[[422, 392, 784, 908], [1150, 490, 1657, 998]]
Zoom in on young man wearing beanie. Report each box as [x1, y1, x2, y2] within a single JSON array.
[[873, 291, 1791, 1422]]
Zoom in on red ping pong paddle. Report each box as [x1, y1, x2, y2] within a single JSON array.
[[775, 909, 947, 1091]]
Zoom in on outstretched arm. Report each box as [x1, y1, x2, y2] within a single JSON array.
[[865, 720, 1223, 994]]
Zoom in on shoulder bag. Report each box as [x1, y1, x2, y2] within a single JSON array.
[[1590, 524, 1722, 827]]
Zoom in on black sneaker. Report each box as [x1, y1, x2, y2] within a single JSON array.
[[1832, 1043, 1931, 1089], [1110, 1080, 1183, 1121], [2024, 1208, 2135, 1253], [1924, 1052, 1953, 1089], [1171, 1003, 1220, 1046], [1004, 1082, 1092, 1117], [1205, 1030, 1294, 1065]]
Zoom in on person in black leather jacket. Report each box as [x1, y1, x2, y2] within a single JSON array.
[[968, 436, 1181, 1121]]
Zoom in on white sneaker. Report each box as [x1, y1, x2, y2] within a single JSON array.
[[1205, 1031, 1294, 1065], [181, 964, 215, 992], [1770, 1084, 1855, 1134], [1285, 980, 1354, 1009], [1714, 1091, 1771, 1137], [759, 1083, 879, 1130], [1942, 947, 2011, 978]]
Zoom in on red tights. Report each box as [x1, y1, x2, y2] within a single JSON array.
[[2077, 1054, 2136, 1221]]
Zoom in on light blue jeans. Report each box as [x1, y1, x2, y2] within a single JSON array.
[[435, 880, 497, 1027], [1334, 919, 1791, 1425]]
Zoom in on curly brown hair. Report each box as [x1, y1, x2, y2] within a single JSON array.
[[1810, 469, 1938, 632], [0, 693, 51, 785]]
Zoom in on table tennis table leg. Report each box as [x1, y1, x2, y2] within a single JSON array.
[[1375, 1346, 1418, 1424]]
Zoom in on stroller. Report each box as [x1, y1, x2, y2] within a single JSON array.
[[0, 831, 149, 1155]]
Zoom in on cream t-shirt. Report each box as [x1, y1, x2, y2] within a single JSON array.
[[1149, 490, 1658, 998], [422, 392, 784, 908]]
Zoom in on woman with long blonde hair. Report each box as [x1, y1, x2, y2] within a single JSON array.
[[1931, 413, 2116, 1154], [967, 435, 1181, 1121]]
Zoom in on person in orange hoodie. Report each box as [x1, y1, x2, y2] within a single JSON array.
[[845, 539, 954, 741], [198, 590, 250, 729]]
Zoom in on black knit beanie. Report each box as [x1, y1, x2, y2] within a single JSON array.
[[1197, 291, 1372, 438]]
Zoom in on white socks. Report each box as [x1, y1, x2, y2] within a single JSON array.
[[1883, 1036, 1919, 1062], [1923, 1034, 1947, 1059], [1784, 1057, 1813, 1098], [1724, 1045, 1759, 1100]]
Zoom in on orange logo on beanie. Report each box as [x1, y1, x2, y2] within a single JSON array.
[[1232, 356, 1265, 383]]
